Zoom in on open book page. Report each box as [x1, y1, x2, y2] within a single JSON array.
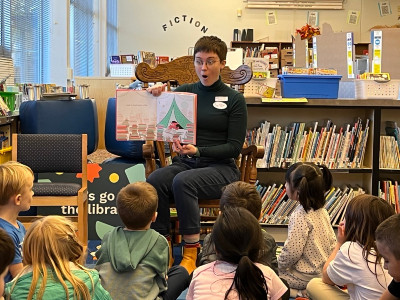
[[116, 89, 197, 143]]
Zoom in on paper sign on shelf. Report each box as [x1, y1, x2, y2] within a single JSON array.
[[372, 30, 382, 74], [346, 32, 355, 79], [312, 36, 317, 68]]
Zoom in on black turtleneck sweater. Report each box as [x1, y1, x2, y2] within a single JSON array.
[[175, 78, 247, 159]]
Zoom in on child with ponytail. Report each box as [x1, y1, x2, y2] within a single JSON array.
[[187, 207, 287, 300], [278, 162, 336, 298]]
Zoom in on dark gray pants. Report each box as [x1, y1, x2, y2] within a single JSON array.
[[147, 156, 240, 235]]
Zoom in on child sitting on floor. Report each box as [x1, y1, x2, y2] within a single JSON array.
[[199, 181, 279, 274], [0, 229, 15, 300], [307, 194, 394, 300], [95, 182, 169, 300], [188, 207, 288, 299], [375, 213, 400, 300], [278, 162, 336, 298], [0, 161, 34, 283], [5, 216, 111, 299]]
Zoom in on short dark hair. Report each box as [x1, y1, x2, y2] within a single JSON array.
[[0, 228, 15, 274], [285, 163, 325, 212], [375, 213, 400, 260], [220, 181, 261, 219], [194, 36, 227, 61], [116, 182, 158, 230]]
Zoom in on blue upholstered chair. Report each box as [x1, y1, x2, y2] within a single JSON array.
[[19, 99, 98, 155], [12, 133, 88, 246]]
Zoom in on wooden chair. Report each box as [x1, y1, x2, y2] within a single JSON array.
[[12, 133, 88, 246], [135, 56, 264, 229]]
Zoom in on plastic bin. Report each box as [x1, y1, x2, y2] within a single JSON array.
[[0, 146, 12, 164], [278, 75, 342, 99], [0, 91, 18, 112], [355, 79, 400, 100]]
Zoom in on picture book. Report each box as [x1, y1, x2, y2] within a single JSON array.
[[116, 90, 197, 143]]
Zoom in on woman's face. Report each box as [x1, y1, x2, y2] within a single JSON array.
[[194, 51, 226, 86]]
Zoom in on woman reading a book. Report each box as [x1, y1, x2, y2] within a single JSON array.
[[146, 36, 247, 275], [307, 194, 394, 300]]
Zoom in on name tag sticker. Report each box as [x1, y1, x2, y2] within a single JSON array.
[[215, 96, 228, 102], [213, 102, 227, 109]]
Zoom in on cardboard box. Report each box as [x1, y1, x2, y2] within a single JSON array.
[[270, 69, 279, 78], [281, 49, 294, 56], [281, 61, 294, 67]]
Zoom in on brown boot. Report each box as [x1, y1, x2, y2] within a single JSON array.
[[179, 243, 200, 274], [166, 235, 174, 268]]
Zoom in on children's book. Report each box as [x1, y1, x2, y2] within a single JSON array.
[[116, 90, 197, 143]]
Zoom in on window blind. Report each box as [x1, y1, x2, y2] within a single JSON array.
[[70, 0, 94, 77], [2, 0, 51, 83], [106, 0, 118, 75]]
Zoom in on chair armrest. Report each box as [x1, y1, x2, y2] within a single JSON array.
[[143, 141, 157, 178], [239, 144, 265, 184]]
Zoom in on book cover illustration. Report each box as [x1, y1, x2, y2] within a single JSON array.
[[116, 90, 197, 143]]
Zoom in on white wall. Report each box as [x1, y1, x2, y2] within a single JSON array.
[[118, 0, 400, 58]]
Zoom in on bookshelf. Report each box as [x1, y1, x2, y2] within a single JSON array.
[[245, 98, 400, 223]]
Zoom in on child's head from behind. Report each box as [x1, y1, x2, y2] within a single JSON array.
[[0, 229, 14, 296], [22, 216, 90, 300], [375, 214, 400, 282], [117, 182, 158, 230], [220, 181, 261, 219], [344, 194, 394, 266], [211, 207, 268, 299], [0, 161, 34, 210], [285, 162, 325, 211], [23, 216, 83, 267]]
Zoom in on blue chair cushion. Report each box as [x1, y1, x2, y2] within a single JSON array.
[[33, 183, 81, 196], [19, 99, 98, 154]]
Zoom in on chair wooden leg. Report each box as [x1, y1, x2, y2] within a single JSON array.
[[78, 195, 88, 247]]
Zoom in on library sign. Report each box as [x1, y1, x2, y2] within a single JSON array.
[[162, 15, 208, 33], [38, 163, 146, 240]]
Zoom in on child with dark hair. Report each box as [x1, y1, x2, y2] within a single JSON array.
[[278, 162, 336, 298], [95, 182, 169, 300], [375, 213, 400, 300], [199, 181, 279, 275], [0, 229, 14, 299], [187, 207, 287, 300], [307, 194, 395, 300]]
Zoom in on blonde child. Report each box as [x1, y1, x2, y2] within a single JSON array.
[[375, 213, 400, 300], [0, 161, 34, 283], [5, 216, 111, 300], [278, 162, 336, 298], [188, 207, 288, 300], [307, 194, 394, 300]]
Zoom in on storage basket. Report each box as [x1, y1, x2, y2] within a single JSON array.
[[0, 146, 12, 164], [278, 75, 342, 99], [355, 79, 400, 100], [0, 91, 17, 112]]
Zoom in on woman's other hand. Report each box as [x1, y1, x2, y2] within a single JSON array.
[[147, 83, 167, 97]]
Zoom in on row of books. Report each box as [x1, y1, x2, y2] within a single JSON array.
[[380, 135, 400, 169], [247, 118, 370, 169], [379, 180, 400, 213], [256, 181, 366, 226]]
